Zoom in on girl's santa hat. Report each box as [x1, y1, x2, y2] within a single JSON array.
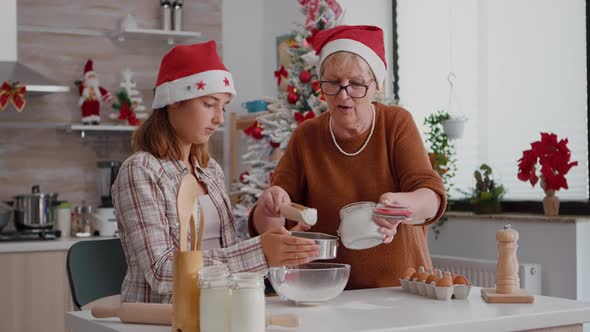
[[152, 41, 236, 109], [311, 25, 387, 89]]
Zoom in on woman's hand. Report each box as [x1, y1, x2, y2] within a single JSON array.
[[373, 192, 409, 243], [258, 186, 291, 218], [260, 227, 320, 267]]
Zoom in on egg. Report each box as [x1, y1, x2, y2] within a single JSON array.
[[454, 275, 471, 286], [403, 267, 416, 279], [436, 271, 454, 287], [418, 272, 429, 282], [426, 274, 440, 285], [411, 266, 426, 281]]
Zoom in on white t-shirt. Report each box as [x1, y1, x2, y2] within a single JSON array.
[[196, 194, 221, 250]]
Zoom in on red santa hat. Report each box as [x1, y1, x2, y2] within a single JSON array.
[[83, 59, 95, 79], [311, 25, 387, 89], [152, 41, 236, 109]]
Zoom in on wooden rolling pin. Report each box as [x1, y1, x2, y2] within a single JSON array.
[[91, 303, 299, 328], [91, 302, 172, 325], [280, 203, 317, 226]]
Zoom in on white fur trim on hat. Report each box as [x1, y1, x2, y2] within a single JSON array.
[[317, 39, 386, 90], [152, 70, 236, 109]]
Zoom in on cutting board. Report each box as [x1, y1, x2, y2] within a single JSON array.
[[481, 288, 535, 303]]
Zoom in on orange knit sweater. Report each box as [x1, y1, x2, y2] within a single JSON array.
[[253, 102, 447, 289]]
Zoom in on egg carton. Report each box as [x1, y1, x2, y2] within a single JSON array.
[[399, 278, 471, 301]]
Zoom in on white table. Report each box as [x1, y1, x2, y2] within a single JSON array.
[[65, 287, 590, 332]]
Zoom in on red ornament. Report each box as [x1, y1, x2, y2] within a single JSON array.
[[294, 111, 315, 124], [243, 121, 264, 140], [239, 171, 250, 183], [287, 92, 300, 104], [270, 141, 280, 148], [299, 70, 312, 83]]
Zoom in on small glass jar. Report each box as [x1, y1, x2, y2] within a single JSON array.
[[199, 264, 230, 332], [338, 201, 382, 249], [229, 272, 265, 332], [75, 205, 92, 237]]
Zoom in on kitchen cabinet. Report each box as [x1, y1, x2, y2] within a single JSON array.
[[0, 249, 73, 332]]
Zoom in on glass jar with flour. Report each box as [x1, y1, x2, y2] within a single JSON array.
[[229, 272, 265, 332], [338, 201, 383, 249], [199, 264, 230, 332]]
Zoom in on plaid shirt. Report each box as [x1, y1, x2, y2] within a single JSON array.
[[112, 151, 267, 303]]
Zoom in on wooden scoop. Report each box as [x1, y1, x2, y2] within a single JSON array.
[[92, 302, 300, 328], [189, 207, 205, 251], [280, 202, 317, 226], [176, 175, 199, 251]]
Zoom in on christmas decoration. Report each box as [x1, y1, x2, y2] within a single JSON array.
[[299, 70, 312, 83], [76, 59, 112, 125], [232, 0, 342, 238], [274, 65, 288, 86], [111, 68, 148, 126], [0, 81, 26, 112], [151, 41, 235, 110], [287, 92, 300, 104]]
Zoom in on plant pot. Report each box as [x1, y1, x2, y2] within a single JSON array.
[[474, 200, 502, 214], [543, 190, 560, 216], [441, 118, 466, 139]]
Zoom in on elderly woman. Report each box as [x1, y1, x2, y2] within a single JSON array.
[[112, 41, 319, 303], [250, 25, 447, 290]]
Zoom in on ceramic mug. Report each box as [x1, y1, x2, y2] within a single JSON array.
[[338, 201, 383, 250]]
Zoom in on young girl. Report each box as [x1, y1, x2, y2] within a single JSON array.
[[112, 41, 319, 303]]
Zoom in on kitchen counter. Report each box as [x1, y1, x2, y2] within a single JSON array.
[[0, 236, 114, 253], [66, 287, 590, 332]]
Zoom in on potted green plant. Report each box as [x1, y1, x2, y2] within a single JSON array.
[[424, 110, 457, 239], [464, 164, 505, 214]]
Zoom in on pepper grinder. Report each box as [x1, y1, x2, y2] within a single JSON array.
[[481, 224, 534, 303], [496, 224, 518, 294]]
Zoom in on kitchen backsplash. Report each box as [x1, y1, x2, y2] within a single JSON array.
[[0, 0, 222, 207]]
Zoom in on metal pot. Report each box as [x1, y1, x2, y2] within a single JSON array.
[[290, 231, 339, 260], [13, 185, 58, 229]]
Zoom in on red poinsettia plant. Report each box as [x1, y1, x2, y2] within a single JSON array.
[[517, 132, 578, 192]]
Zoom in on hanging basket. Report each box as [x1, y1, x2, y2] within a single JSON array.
[[442, 117, 466, 139]]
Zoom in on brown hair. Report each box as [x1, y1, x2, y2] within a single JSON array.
[[133, 106, 210, 168]]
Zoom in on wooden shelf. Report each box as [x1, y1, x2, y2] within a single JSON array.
[[0, 121, 69, 129], [19, 25, 203, 45], [65, 124, 137, 132], [109, 28, 203, 45]]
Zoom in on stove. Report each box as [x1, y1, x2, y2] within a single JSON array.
[[0, 229, 61, 242]]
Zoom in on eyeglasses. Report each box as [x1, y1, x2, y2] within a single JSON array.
[[319, 80, 373, 99]]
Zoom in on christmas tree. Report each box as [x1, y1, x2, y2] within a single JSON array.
[[232, 0, 344, 238], [111, 68, 149, 125]]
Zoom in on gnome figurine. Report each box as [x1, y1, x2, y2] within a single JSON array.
[[78, 59, 112, 125]]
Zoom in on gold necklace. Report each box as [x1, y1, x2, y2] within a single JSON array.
[[329, 104, 376, 157]]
